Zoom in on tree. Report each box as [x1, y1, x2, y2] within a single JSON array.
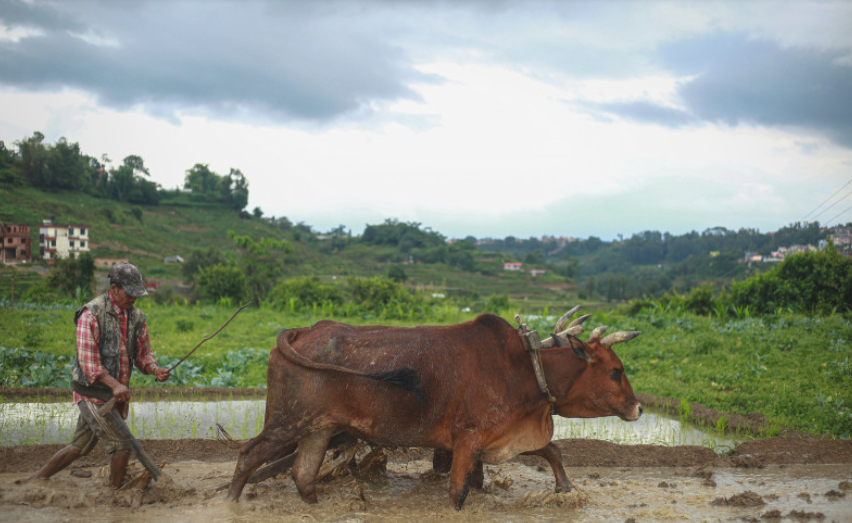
[[15, 131, 48, 186], [182, 247, 226, 283], [40, 252, 96, 302], [184, 163, 219, 194], [195, 264, 246, 302], [584, 275, 597, 298], [44, 137, 89, 190], [0, 140, 22, 185], [184, 164, 249, 211], [228, 168, 249, 211], [227, 230, 292, 306], [106, 155, 159, 204], [252, 207, 263, 219], [387, 265, 407, 283]]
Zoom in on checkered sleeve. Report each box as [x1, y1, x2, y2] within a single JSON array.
[[76, 308, 107, 384], [134, 322, 158, 374]]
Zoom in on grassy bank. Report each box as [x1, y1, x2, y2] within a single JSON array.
[[1, 301, 850, 438]]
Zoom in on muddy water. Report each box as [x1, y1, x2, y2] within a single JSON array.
[[1, 400, 735, 450], [2, 456, 850, 522]]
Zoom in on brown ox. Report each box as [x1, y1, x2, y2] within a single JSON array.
[[226, 307, 641, 509]]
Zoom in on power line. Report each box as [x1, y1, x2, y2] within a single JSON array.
[[803, 177, 852, 219], [824, 202, 852, 227], [811, 186, 852, 221]]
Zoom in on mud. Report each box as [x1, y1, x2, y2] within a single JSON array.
[[3, 447, 852, 522], [2, 389, 852, 521]]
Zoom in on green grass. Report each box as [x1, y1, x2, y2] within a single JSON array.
[[2, 297, 850, 438], [613, 309, 852, 439]]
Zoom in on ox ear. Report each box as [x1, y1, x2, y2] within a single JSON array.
[[564, 336, 591, 362], [548, 334, 591, 361]]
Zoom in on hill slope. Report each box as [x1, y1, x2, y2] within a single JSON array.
[[0, 186, 578, 310]]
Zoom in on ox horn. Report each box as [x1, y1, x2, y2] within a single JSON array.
[[553, 305, 581, 333], [589, 325, 608, 343], [599, 331, 642, 348], [540, 327, 585, 349], [568, 314, 593, 329]]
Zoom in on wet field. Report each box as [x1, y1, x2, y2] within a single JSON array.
[[1, 399, 737, 450]]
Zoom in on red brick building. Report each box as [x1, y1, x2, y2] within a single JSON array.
[[0, 223, 31, 264]]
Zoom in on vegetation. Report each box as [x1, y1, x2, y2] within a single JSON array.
[[0, 132, 248, 210], [483, 222, 834, 302], [1, 298, 849, 439]]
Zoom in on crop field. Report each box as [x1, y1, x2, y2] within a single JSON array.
[[2, 299, 851, 438]]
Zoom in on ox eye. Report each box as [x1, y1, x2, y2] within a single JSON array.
[[610, 368, 623, 383]]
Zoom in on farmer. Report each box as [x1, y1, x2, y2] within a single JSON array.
[[28, 262, 170, 488]]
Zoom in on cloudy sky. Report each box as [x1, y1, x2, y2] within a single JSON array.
[[2, 0, 851, 240]]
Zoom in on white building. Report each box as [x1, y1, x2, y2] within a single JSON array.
[[39, 220, 91, 260]]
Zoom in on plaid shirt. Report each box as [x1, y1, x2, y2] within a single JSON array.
[[73, 290, 157, 417]]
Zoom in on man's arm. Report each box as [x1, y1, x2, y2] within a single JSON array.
[[136, 323, 170, 382]]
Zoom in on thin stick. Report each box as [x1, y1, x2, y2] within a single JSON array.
[[168, 301, 252, 371]]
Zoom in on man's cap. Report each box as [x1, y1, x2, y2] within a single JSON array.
[[108, 262, 148, 297]]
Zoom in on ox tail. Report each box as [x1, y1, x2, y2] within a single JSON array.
[[276, 330, 427, 404], [365, 367, 427, 403]]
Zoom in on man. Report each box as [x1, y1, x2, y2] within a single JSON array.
[[28, 262, 170, 488]]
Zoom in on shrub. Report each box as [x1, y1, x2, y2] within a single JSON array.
[[348, 276, 422, 316], [268, 277, 345, 310], [483, 293, 513, 314], [195, 264, 246, 302], [683, 284, 715, 316], [728, 248, 852, 315]]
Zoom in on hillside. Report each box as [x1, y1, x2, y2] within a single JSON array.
[[0, 186, 579, 311]]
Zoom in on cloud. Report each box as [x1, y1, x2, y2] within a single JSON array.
[[0, 0, 435, 124], [599, 33, 852, 147], [585, 100, 695, 128]]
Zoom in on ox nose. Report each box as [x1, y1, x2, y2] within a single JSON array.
[[638, 405, 644, 416]]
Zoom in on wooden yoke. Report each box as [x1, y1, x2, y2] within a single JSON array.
[[515, 315, 557, 405]]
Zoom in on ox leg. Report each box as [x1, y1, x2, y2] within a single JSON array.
[[227, 430, 296, 502], [292, 428, 336, 504], [521, 442, 572, 493], [448, 441, 482, 510], [434, 450, 486, 490]]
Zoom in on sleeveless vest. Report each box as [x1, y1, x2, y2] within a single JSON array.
[[72, 292, 147, 393]]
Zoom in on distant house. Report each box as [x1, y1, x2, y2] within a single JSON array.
[[529, 269, 547, 277], [164, 256, 184, 264], [829, 228, 851, 246], [39, 220, 91, 260], [0, 223, 31, 264], [503, 262, 523, 271]]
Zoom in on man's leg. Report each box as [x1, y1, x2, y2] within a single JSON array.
[[27, 445, 82, 481], [27, 408, 98, 482], [110, 449, 131, 488]]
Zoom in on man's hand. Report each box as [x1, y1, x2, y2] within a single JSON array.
[[111, 383, 130, 403], [154, 367, 170, 382], [99, 374, 130, 403]]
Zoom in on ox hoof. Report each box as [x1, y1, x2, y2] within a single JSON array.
[[555, 483, 572, 494]]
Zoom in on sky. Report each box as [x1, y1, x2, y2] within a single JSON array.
[[1, 0, 851, 241]]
